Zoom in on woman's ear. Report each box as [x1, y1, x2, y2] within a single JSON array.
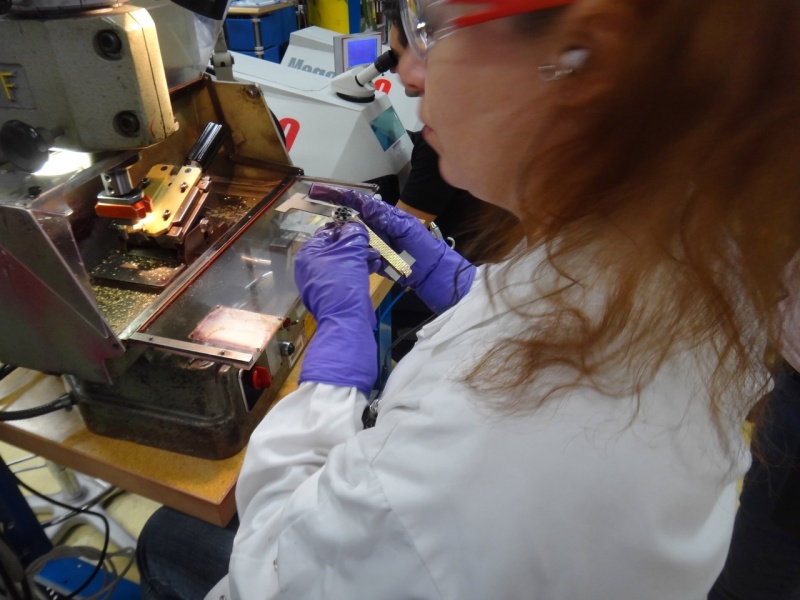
[[548, 0, 640, 107]]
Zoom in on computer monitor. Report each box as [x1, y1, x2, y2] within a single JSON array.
[[333, 32, 383, 74]]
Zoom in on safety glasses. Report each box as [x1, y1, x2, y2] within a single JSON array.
[[400, 0, 576, 58]]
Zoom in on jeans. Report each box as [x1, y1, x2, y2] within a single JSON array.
[[136, 506, 238, 600], [708, 363, 800, 600]]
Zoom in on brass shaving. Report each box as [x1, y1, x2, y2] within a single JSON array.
[[205, 195, 259, 224], [92, 285, 158, 334]]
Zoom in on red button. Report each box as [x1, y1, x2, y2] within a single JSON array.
[[251, 366, 272, 390]]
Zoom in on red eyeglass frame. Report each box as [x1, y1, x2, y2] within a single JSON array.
[[446, 0, 576, 31]]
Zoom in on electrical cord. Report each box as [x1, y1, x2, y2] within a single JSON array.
[[7, 454, 46, 475], [3, 456, 110, 600], [0, 393, 75, 422], [9, 454, 120, 536], [0, 536, 29, 600], [40, 486, 123, 532]]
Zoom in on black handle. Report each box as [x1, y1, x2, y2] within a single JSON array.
[[186, 122, 229, 171]]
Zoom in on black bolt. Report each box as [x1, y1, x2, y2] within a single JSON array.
[[95, 30, 123, 60], [114, 111, 140, 137], [27, 185, 42, 197]]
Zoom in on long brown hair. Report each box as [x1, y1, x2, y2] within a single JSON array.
[[468, 0, 800, 426]]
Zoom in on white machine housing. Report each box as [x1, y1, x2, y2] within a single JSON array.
[[280, 26, 423, 132], [0, 6, 175, 152]]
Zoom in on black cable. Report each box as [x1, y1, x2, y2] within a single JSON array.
[[4, 456, 110, 600], [40, 486, 121, 531], [0, 536, 36, 600], [0, 544, 26, 600], [0, 394, 75, 422], [16, 476, 109, 599]]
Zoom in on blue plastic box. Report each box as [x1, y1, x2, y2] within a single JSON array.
[[225, 13, 283, 52], [224, 6, 296, 62], [280, 6, 297, 38], [224, 18, 256, 51]]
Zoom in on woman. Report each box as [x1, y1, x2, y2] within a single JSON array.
[[201, 0, 800, 598]]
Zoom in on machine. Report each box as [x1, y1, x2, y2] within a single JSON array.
[[281, 26, 424, 132], [0, 0, 375, 459]]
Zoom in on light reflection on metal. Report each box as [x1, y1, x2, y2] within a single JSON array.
[[33, 149, 92, 177]]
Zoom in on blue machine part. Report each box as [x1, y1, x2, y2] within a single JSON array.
[[36, 557, 140, 599]]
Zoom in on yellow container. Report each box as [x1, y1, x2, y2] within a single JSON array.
[[308, 0, 359, 34]]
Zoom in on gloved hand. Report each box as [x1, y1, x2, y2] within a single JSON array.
[[307, 183, 476, 314], [295, 221, 378, 397]]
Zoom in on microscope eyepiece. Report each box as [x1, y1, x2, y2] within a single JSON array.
[[375, 50, 398, 73]]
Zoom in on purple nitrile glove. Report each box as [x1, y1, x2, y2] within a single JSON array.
[[295, 221, 378, 397], [307, 183, 476, 314]]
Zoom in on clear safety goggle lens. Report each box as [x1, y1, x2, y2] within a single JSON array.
[[401, 0, 458, 58], [400, 0, 433, 58], [400, 0, 576, 58]]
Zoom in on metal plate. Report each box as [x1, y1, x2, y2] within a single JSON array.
[[90, 250, 186, 291]]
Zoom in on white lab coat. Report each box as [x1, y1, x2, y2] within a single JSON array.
[[778, 256, 800, 372], [206, 249, 752, 600]]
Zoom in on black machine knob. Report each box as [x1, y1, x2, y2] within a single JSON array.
[[0, 120, 63, 172], [279, 341, 296, 357]]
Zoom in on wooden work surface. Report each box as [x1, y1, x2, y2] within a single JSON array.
[[0, 275, 392, 527], [227, 1, 296, 16]]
